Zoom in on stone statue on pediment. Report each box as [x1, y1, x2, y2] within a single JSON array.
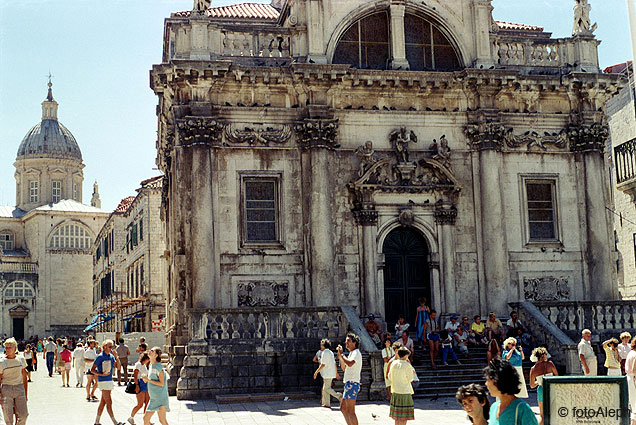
[[390, 127, 417, 163], [194, 0, 211, 13], [572, 0, 597, 35], [355, 141, 378, 176], [429, 135, 452, 170]]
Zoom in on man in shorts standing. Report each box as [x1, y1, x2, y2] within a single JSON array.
[[0, 337, 29, 424], [84, 339, 98, 402], [91, 339, 123, 425], [337, 333, 362, 425]]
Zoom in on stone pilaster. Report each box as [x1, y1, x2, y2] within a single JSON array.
[[569, 122, 615, 299], [296, 118, 339, 306], [435, 203, 458, 313], [465, 121, 510, 314], [389, 1, 409, 70], [353, 209, 379, 317]]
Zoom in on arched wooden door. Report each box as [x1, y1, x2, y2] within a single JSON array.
[[382, 227, 430, 329]]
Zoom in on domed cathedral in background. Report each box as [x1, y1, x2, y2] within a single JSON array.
[[0, 80, 108, 339]]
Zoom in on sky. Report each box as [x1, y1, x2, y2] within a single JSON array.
[[0, 0, 632, 211]]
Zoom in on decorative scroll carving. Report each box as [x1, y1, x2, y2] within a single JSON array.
[[237, 281, 289, 307], [295, 119, 339, 150], [465, 121, 506, 151], [176, 117, 223, 147], [503, 129, 568, 150], [224, 124, 292, 146], [567, 122, 608, 153], [434, 201, 458, 225], [572, 0, 597, 36], [523, 276, 570, 301]]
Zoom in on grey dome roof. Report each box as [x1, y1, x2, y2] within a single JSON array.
[[17, 119, 82, 160]]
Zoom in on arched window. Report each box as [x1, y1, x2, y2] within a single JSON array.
[[4, 281, 35, 299], [49, 222, 92, 250], [0, 232, 14, 251], [404, 14, 461, 71], [333, 12, 390, 70]]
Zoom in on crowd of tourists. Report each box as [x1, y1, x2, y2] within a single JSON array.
[[0, 335, 170, 425]]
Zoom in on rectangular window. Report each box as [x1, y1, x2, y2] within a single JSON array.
[[73, 183, 78, 201], [52, 180, 62, 203], [0, 233, 14, 251], [139, 218, 144, 241], [29, 181, 39, 203], [242, 177, 279, 244], [633, 233, 636, 268], [526, 180, 557, 241]]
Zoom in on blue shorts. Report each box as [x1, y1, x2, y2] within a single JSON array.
[[343, 381, 361, 400], [428, 333, 440, 342]]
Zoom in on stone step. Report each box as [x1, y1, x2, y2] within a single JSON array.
[[216, 392, 317, 404]]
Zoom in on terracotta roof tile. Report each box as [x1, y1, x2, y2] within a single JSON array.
[[495, 20, 544, 32], [174, 3, 279, 20], [114, 196, 135, 213], [604, 61, 632, 74]]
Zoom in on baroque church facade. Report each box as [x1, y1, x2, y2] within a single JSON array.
[[151, 0, 624, 348], [0, 82, 108, 339]]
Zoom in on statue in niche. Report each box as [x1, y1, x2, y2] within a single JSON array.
[[355, 141, 378, 176], [572, 0, 597, 35], [390, 127, 418, 163], [429, 135, 452, 170]]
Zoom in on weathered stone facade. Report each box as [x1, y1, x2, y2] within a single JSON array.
[[0, 83, 109, 338], [92, 177, 167, 333], [150, 0, 625, 398], [607, 65, 636, 298]]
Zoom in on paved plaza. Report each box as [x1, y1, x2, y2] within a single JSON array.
[[22, 366, 540, 424]]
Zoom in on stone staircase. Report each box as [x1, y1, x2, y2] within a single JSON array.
[[411, 344, 534, 399]]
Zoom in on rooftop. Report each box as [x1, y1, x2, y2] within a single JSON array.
[[0, 206, 27, 218], [114, 196, 136, 213], [604, 61, 633, 74], [32, 199, 108, 214]]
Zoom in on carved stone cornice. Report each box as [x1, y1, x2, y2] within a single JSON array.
[[434, 203, 458, 225], [176, 117, 223, 147], [295, 118, 339, 150], [465, 121, 506, 151], [224, 124, 292, 146], [567, 122, 608, 153], [352, 208, 379, 226]]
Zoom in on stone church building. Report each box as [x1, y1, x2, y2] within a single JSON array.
[[0, 82, 108, 339], [151, 0, 624, 354]]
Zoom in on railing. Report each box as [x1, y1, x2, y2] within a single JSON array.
[[221, 30, 291, 58], [510, 302, 581, 374], [189, 306, 347, 341], [494, 39, 562, 67], [615, 138, 636, 185], [532, 301, 636, 332], [0, 262, 38, 274]]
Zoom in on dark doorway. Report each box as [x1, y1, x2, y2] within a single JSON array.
[[12, 317, 24, 340], [383, 227, 430, 330]]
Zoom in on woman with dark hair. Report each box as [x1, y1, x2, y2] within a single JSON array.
[[484, 358, 538, 425], [456, 383, 490, 425], [414, 298, 430, 349], [487, 339, 501, 364]]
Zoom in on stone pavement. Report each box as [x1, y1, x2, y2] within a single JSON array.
[[23, 366, 540, 424]]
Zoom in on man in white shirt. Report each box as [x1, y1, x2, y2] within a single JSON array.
[[444, 314, 460, 337], [84, 339, 98, 401], [72, 342, 85, 387], [313, 339, 341, 408], [43, 336, 57, 377], [578, 329, 597, 376], [337, 333, 362, 425]]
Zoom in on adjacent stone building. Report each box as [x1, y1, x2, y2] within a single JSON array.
[[607, 61, 636, 298], [91, 177, 166, 333], [150, 0, 625, 398], [0, 82, 109, 338]]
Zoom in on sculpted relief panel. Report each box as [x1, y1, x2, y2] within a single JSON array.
[[237, 280, 289, 307], [523, 276, 571, 301]]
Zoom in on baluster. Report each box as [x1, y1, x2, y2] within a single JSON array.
[[556, 305, 567, 331], [246, 313, 256, 338], [280, 36, 290, 57], [567, 306, 576, 330], [231, 316, 241, 339], [220, 315, 230, 339]]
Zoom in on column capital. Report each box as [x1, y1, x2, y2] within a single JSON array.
[[353, 208, 378, 226], [176, 117, 223, 148], [465, 121, 506, 151], [567, 122, 608, 153], [295, 118, 340, 150], [434, 202, 458, 225]]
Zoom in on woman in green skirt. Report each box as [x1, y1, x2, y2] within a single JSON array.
[[387, 347, 415, 424]]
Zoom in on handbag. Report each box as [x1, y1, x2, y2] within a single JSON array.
[[125, 381, 137, 394]]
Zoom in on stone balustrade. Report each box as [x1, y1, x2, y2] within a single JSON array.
[[0, 262, 38, 274], [533, 301, 636, 333], [615, 138, 636, 201], [221, 30, 291, 58], [494, 38, 563, 68]]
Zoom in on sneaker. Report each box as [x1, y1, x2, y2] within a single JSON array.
[[442, 362, 448, 366]]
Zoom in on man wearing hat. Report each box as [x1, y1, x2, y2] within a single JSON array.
[[364, 314, 383, 348], [444, 314, 460, 338]]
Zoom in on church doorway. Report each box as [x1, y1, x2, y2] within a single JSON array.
[[12, 318, 24, 340], [382, 227, 430, 329]]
